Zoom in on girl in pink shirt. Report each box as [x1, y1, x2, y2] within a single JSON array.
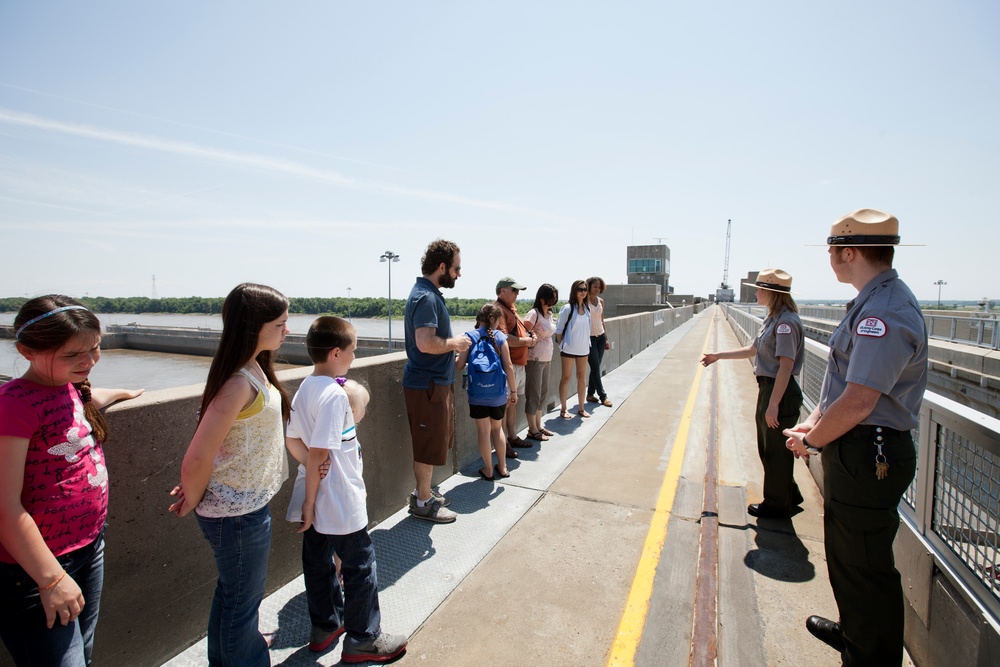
[[0, 296, 142, 667]]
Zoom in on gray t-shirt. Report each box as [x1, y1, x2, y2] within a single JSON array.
[[753, 307, 804, 378], [819, 269, 928, 431]]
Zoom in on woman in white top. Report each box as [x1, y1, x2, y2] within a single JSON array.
[[169, 283, 309, 667], [585, 276, 612, 407], [523, 283, 558, 440], [555, 279, 592, 419]]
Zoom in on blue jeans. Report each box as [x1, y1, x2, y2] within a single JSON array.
[[196, 505, 272, 667], [0, 530, 105, 667], [588, 333, 607, 400], [302, 527, 381, 643]]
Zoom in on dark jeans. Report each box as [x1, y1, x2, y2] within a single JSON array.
[[0, 530, 105, 667], [587, 333, 607, 399], [196, 505, 272, 667], [302, 526, 381, 643], [823, 429, 915, 666], [754, 376, 803, 511]]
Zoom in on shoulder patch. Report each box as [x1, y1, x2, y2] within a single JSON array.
[[856, 317, 887, 338], [776, 323, 792, 335]]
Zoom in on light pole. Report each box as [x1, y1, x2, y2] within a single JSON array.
[[934, 279, 947, 308], [346, 287, 352, 322], [380, 251, 400, 350]]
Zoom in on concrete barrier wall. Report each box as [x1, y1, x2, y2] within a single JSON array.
[[5, 306, 695, 667], [101, 327, 399, 363]]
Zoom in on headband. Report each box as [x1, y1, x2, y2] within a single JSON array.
[[14, 306, 90, 341], [755, 281, 791, 293]]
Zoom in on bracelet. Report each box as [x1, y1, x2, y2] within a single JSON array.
[[39, 571, 66, 592]]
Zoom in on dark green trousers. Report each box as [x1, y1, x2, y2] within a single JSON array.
[[754, 376, 803, 512], [823, 429, 916, 666]]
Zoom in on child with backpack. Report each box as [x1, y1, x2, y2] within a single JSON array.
[[457, 303, 517, 481]]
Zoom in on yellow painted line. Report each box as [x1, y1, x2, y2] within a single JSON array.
[[606, 319, 714, 667]]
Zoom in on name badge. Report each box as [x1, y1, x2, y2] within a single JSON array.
[[856, 317, 887, 338]]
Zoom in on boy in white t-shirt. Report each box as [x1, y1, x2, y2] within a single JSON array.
[[285, 316, 407, 663]]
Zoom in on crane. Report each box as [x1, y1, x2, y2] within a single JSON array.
[[715, 219, 734, 302]]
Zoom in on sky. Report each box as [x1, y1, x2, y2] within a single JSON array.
[[1, 1, 997, 304]]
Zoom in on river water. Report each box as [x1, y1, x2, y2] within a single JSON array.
[[0, 314, 475, 390]]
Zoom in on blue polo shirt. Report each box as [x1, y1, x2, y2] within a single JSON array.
[[403, 276, 456, 389]]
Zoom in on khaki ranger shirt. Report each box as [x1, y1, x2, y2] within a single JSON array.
[[819, 269, 928, 431]]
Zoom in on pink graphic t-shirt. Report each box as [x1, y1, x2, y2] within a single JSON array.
[[0, 379, 109, 563]]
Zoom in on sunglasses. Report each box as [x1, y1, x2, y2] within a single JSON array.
[[576, 287, 588, 292]]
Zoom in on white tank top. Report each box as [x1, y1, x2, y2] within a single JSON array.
[[589, 297, 605, 336]]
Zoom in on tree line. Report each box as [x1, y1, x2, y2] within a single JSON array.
[[0, 296, 541, 318]]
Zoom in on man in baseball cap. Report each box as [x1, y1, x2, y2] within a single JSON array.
[[494, 277, 535, 456]]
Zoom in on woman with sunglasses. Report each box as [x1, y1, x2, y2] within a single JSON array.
[[555, 280, 592, 419]]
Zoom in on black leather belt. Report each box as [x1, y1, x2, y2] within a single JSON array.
[[846, 424, 908, 439]]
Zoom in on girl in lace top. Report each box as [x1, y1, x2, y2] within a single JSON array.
[[168, 283, 301, 667]]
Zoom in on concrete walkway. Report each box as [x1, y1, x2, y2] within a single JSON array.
[[166, 308, 911, 666]]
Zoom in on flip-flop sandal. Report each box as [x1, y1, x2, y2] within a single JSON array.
[[478, 467, 494, 481], [540, 428, 555, 436], [494, 465, 511, 478], [560, 411, 573, 419], [578, 410, 591, 418]]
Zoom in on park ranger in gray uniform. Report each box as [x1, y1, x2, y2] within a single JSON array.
[[702, 268, 805, 518], [784, 208, 927, 665]]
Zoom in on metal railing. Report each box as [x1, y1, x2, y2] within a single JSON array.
[[924, 313, 1000, 350], [767, 306, 1000, 351], [722, 304, 1000, 626]]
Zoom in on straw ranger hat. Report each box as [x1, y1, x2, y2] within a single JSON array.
[[824, 208, 922, 246], [743, 268, 794, 294]]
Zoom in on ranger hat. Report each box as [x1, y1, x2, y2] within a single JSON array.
[[743, 268, 794, 294], [496, 277, 527, 291], [824, 208, 922, 246]]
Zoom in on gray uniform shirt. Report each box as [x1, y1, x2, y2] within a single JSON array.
[[819, 269, 928, 431], [753, 307, 804, 378]]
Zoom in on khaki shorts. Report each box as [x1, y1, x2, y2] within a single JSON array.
[[512, 364, 526, 394], [404, 382, 455, 466]]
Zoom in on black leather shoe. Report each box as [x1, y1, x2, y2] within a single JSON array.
[[747, 503, 791, 519], [806, 615, 845, 652]]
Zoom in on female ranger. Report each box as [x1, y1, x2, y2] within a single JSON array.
[[701, 268, 804, 519]]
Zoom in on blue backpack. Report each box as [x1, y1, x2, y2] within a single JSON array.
[[466, 329, 508, 407]]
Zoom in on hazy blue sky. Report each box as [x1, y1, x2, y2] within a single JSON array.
[[1, 1, 997, 303]]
